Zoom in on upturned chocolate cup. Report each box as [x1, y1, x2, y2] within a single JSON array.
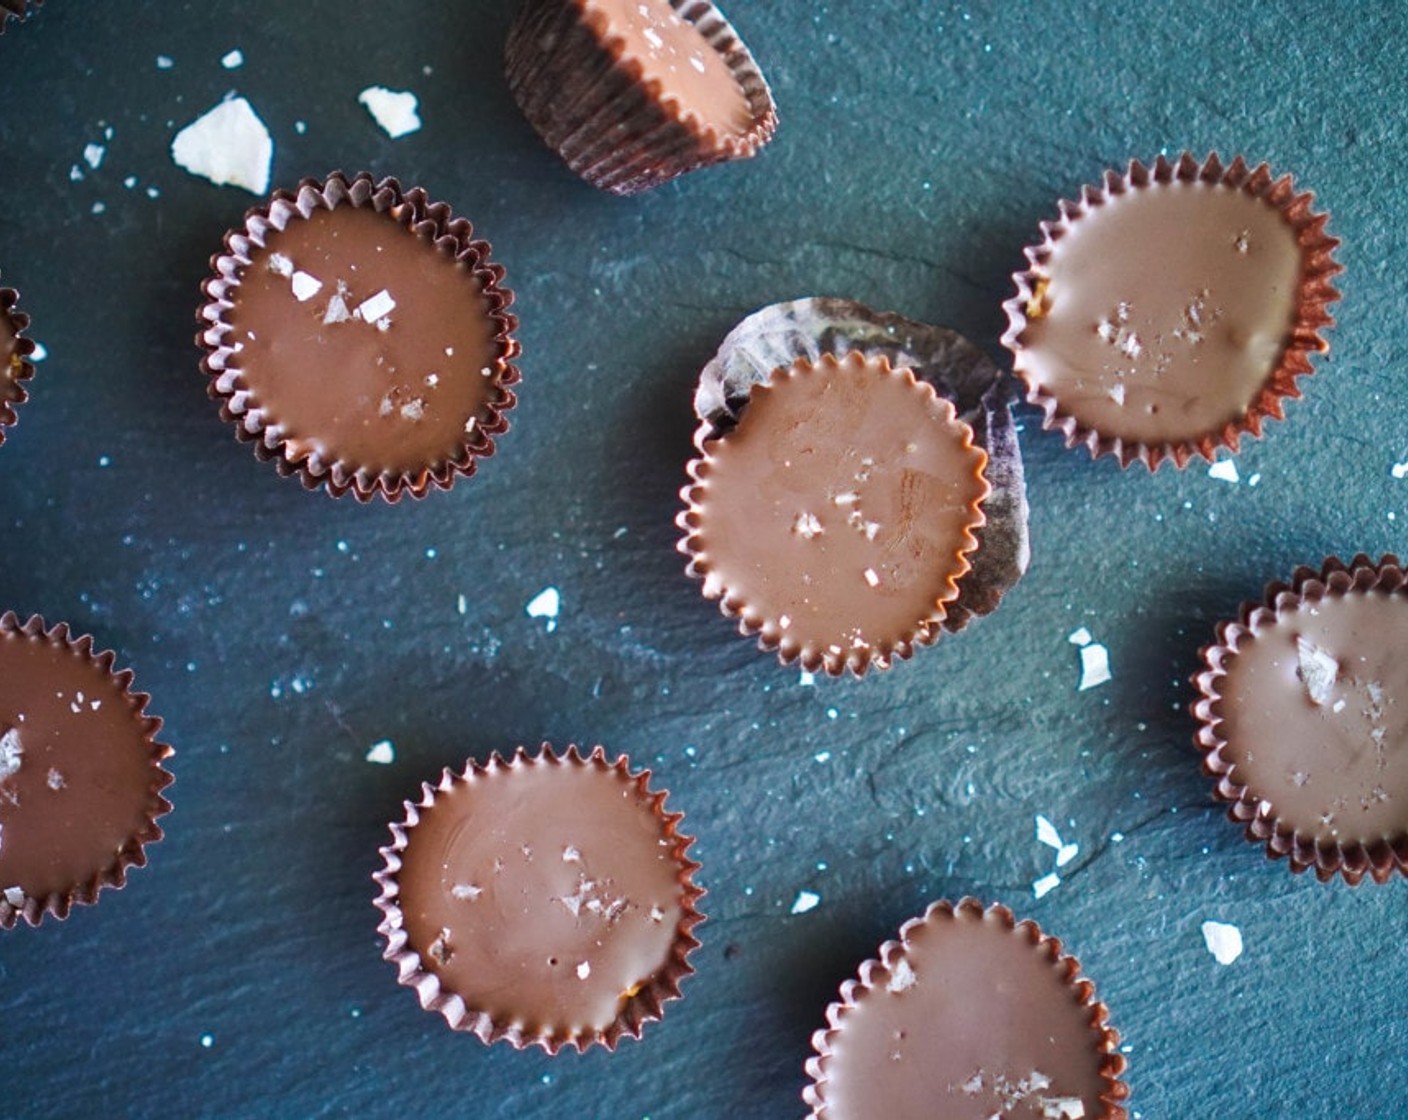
[[1192, 554, 1408, 884], [196, 171, 521, 502], [804, 898, 1128, 1120], [506, 0, 778, 195], [373, 744, 704, 1052], [0, 613, 174, 930], [0, 277, 37, 449], [1002, 152, 1342, 470]]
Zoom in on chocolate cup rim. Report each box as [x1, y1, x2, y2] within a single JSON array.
[[0, 611, 175, 931], [1000, 150, 1343, 471], [0, 280, 38, 450], [0, 0, 43, 34], [802, 897, 1129, 1120], [676, 351, 991, 677], [195, 170, 523, 503], [1191, 553, 1408, 885], [371, 742, 705, 1053]]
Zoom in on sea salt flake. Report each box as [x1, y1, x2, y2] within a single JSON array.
[[451, 883, 481, 901], [792, 511, 823, 540], [790, 890, 821, 915], [47, 768, 65, 791], [290, 271, 323, 302], [2, 886, 23, 907], [886, 958, 917, 993], [1032, 872, 1061, 899], [0, 729, 22, 780], [833, 491, 859, 506], [156, 55, 174, 70], [221, 49, 244, 69], [355, 289, 396, 323], [171, 96, 273, 195], [527, 586, 560, 632], [576, 961, 591, 979], [358, 87, 423, 139], [1056, 842, 1079, 868], [365, 740, 395, 765], [83, 143, 106, 170], [323, 285, 352, 324], [1296, 637, 1338, 706], [864, 568, 880, 587], [1035, 815, 1063, 849], [1067, 627, 1092, 647], [1041, 1099, 1086, 1120], [1201, 919, 1243, 965], [399, 399, 426, 422], [1077, 643, 1112, 691], [267, 252, 294, 277], [1391, 461, 1408, 480], [562, 846, 581, 863], [1208, 459, 1240, 484]]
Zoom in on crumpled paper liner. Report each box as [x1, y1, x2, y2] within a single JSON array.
[[1002, 151, 1342, 470], [1192, 554, 1408, 885], [196, 171, 521, 502], [679, 297, 1030, 673], [0, 278, 37, 449], [506, 0, 778, 195], [372, 743, 704, 1052], [0, 0, 42, 34], [803, 898, 1129, 1120], [0, 612, 174, 930]]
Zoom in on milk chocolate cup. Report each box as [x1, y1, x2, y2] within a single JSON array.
[[505, 0, 778, 195], [196, 171, 521, 502], [0, 278, 37, 449], [373, 744, 704, 1052], [1002, 152, 1342, 470], [0, 613, 174, 930], [804, 899, 1128, 1120], [679, 348, 990, 677], [1192, 554, 1408, 885], [0, 0, 42, 34]]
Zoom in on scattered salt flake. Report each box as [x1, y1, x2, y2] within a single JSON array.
[[267, 252, 294, 277], [91, 201, 106, 215], [0, 728, 22, 781], [1392, 461, 1408, 480], [171, 97, 273, 195], [1056, 842, 1079, 868], [221, 49, 244, 69], [290, 271, 323, 302], [46, 768, 64, 791], [1035, 814, 1063, 850], [1042, 1099, 1086, 1120], [527, 586, 560, 632], [1032, 872, 1061, 899], [2, 886, 22, 907], [576, 961, 591, 980], [813, 750, 831, 763], [863, 568, 880, 587], [799, 670, 815, 687], [886, 958, 917, 993], [30, 343, 47, 362], [323, 286, 351, 325], [365, 740, 395, 765], [1208, 459, 1240, 484], [123, 175, 138, 189], [83, 143, 106, 170], [69, 164, 84, 182], [1067, 627, 1092, 647], [358, 87, 423, 139], [156, 55, 174, 70], [1296, 637, 1338, 706], [562, 846, 581, 863], [1077, 643, 1112, 691], [399, 399, 425, 422], [1201, 920, 1243, 965], [355, 289, 396, 323], [792, 511, 823, 540], [790, 890, 821, 915], [450, 883, 482, 901]]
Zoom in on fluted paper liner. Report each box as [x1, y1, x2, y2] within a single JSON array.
[[804, 898, 1128, 1119], [0, 277, 37, 449], [1002, 152, 1342, 470], [0, 612, 174, 930], [373, 743, 704, 1052], [196, 171, 521, 502], [506, 0, 778, 195], [1192, 554, 1408, 885]]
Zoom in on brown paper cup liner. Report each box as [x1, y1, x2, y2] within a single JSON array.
[[804, 898, 1128, 1120], [196, 170, 521, 503], [0, 279, 37, 449], [678, 344, 992, 677], [0, 0, 42, 34], [1192, 554, 1408, 884], [506, 0, 778, 195], [0, 612, 174, 930], [373, 743, 704, 1052], [1002, 152, 1342, 470]]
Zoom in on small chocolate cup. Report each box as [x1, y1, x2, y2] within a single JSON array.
[[196, 171, 521, 502], [1192, 554, 1408, 885], [373, 744, 704, 1052], [1002, 152, 1342, 470], [0, 0, 42, 34], [506, 0, 778, 195], [0, 612, 174, 930], [0, 277, 37, 449], [804, 898, 1128, 1120]]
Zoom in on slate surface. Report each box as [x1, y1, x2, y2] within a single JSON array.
[[1, 3, 1405, 1118]]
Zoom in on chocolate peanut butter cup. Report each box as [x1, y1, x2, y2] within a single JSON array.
[[804, 899, 1128, 1120], [506, 0, 778, 195], [0, 613, 174, 929], [0, 276, 37, 449], [1002, 152, 1341, 469], [680, 335, 992, 676], [197, 172, 520, 502], [1193, 555, 1408, 884], [373, 744, 703, 1051]]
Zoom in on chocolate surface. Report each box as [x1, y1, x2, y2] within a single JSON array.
[[1217, 588, 1408, 845], [391, 750, 694, 1043], [590, 0, 752, 138], [686, 352, 987, 672], [812, 903, 1116, 1120], [0, 619, 170, 918], [226, 204, 500, 477], [1016, 180, 1302, 445]]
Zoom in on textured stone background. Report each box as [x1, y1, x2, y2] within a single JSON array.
[[0, 2, 1404, 1118]]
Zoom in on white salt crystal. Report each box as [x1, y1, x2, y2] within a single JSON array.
[[886, 958, 917, 993], [29, 343, 46, 362], [358, 87, 423, 139], [1056, 843, 1079, 868], [83, 143, 105, 170], [1077, 643, 1112, 691], [1032, 872, 1061, 899], [1067, 627, 1092, 646], [171, 97, 273, 195], [1296, 637, 1338, 706], [1208, 459, 1240, 484], [1201, 920, 1243, 965], [156, 55, 174, 70], [527, 587, 560, 632], [1035, 815, 1062, 849], [451, 883, 481, 901], [365, 740, 395, 765], [290, 271, 323, 302], [0, 728, 22, 781], [221, 49, 244, 69], [1392, 461, 1408, 480], [355, 289, 396, 324], [790, 890, 821, 915]]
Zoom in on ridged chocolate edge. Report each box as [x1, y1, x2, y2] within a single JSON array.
[[1000, 151, 1343, 471], [0, 611, 174, 931], [802, 898, 1129, 1119], [1191, 554, 1408, 885], [0, 278, 37, 449], [195, 170, 522, 503], [372, 742, 705, 1053]]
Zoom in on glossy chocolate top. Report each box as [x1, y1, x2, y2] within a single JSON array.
[[691, 353, 986, 671], [817, 906, 1110, 1120], [1017, 181, 1302, 444], [590, 0, 752, 138], [0, 626, 166, 905], [395, 753, 689, 1038], [226, 205, 500, 476], [1219, 589, 1408, 844]]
